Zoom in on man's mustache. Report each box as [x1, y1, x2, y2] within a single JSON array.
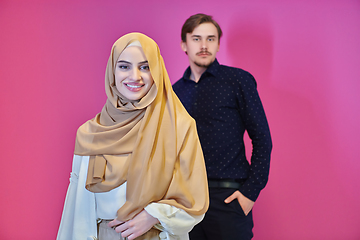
[[196, 51, 212, 56]]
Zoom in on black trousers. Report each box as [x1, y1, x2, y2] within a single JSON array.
[[190, 188, 254, 240]]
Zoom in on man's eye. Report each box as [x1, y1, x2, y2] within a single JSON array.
[[193, 38, 200, 41]]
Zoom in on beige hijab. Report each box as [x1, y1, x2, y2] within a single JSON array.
[[74, 32, 208, 221]]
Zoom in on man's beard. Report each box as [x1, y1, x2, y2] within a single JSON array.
[[194, 51, 214, 68], [194, 62, 211, 68], [194, 60, 213, 68]]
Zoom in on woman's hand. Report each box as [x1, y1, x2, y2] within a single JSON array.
[[108, 209, 160, 240]]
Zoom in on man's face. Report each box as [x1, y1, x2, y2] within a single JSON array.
[[181, 22, 220, 69]]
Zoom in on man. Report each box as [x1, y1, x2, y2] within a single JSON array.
[[172, 14, 272, 240]]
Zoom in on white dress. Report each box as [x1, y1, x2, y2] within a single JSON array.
[[57, 155, 204, 240]]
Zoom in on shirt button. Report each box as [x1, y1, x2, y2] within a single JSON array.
[[159, 231, 167, 239]]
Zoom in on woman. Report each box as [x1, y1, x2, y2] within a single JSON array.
[[57, 32, 209, 240]]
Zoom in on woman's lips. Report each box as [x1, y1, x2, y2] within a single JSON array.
[[124, 82, 144, 92]]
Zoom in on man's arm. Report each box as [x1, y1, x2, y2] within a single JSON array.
[[237, 71, 272, 202]]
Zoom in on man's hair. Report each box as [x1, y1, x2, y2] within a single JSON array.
[[181, 13, 223, 43]]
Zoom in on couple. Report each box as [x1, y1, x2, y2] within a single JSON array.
[[57, 13, 272, 240]]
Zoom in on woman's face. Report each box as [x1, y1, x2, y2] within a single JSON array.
[[115, 46, 154, 101]]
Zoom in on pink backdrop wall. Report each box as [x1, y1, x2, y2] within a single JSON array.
[[1, 0, 359, 239]]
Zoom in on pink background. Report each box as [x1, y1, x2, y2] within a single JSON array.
[[1, 0, 359, 239]]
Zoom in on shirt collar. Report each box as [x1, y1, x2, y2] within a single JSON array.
[[182, 59, 220, 81]]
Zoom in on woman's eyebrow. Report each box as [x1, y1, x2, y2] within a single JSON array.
[[117, 60, 148, 64], [117, 60, 131, 64]]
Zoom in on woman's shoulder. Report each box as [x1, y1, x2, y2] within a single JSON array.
[[174, 105, 196, 129]]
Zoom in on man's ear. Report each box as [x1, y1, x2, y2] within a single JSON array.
[[180, 41, 187, 53]]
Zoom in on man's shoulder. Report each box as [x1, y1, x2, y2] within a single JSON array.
[[218, 63, 251, 77], [215, 64, 258, 89], [172, 77, 184, 89], [214, 64, 254, 85]]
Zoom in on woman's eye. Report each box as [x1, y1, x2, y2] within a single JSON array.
[[140, 65, 150, 71], [118, 65, 129, 70]]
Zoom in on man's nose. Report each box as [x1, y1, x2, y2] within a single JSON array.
[[201, 39, 208, 50]]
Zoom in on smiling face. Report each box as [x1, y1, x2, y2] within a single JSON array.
[[181, 22, 220, 70], [115, 46, 154, 101]]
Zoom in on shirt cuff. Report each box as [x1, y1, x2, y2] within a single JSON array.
[[144, 202, 204, 236]]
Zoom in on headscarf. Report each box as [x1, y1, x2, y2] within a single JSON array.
[[74, 32, 209, 221]]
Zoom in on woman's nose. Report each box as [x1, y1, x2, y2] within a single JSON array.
[[130, 68, 141, 80]]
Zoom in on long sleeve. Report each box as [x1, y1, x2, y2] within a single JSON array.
[[237, 73, 272, 201], [58, 151, 205, 240], [145, 203, 204, 240], [57, 155, 97, 240]]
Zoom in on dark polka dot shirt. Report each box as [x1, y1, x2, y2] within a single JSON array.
[[172, 59, 272, 201]]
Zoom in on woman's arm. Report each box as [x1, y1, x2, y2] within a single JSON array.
[[108, 209, 159, 240], [57, 155, 97, 240], [145, 203, 204, 235], [108, 203, 204, 240]]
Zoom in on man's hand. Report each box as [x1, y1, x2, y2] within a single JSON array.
[[224, 190, 254, 216], [108, 209, 160, 240]]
